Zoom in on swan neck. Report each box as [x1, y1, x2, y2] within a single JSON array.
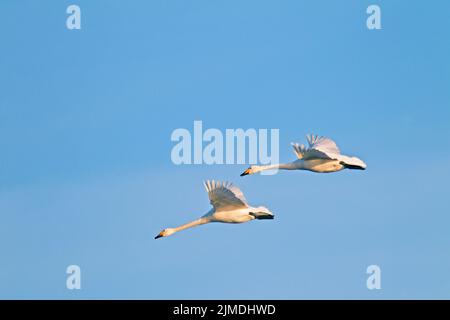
[[278, 162, 297, 170], [174, 217, 210, 233], [258, 162, 295, 171]]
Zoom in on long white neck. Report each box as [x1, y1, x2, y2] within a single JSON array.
[[173, 217, 210, 234], [256, 161, 299, 173]]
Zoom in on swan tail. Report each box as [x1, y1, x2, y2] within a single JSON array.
[[339, 156, 367, 170]]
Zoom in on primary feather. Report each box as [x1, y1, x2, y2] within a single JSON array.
[[203, 180, 248, 211]]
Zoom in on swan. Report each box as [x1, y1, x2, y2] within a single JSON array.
[[155, 180, 274, 239], [241, 134, 367, 176]]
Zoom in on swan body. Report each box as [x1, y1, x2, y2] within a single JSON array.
[[155, 180, 274, 239], [241, 134, 366, 176]]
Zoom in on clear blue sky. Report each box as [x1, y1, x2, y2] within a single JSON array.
[[1, 0, 450, 299]]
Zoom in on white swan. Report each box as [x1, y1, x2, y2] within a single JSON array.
[[155, 180, 274, 239], [241, 134, 367, 176]]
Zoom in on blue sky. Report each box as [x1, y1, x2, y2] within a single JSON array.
[[1, 0, 450, 299]]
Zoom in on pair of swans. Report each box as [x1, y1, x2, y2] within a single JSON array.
[[155, 135, 366, 239]]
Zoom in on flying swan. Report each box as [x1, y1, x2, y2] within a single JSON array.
[[155, 180, 274, 239], [241, 134, 367, 176]]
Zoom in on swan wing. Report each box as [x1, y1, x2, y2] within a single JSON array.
[[203, 180, 249, 211], [291, 143, 307, 159], [303, 134, 341, 160]]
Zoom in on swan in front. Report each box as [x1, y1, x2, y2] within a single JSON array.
[[155, 180, 274, 239], [241, 134, 367, 176]]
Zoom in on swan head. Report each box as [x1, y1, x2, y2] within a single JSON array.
[[155, 228, 176, 239], [240, 165, 262, 176]]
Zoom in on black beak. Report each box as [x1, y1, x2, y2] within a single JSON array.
[[154, 234, 163, 239], [240, 169, 250, 177]]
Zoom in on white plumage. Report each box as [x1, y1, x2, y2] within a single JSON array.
[[241, 134, 367, 176], [203, 180, 248, 211]]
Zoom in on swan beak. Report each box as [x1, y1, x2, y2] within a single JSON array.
[[240, 168, 251, 177], [154, 233, 163, 239]]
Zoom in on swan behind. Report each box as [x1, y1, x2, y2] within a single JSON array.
[[241, 134, 366, 176]]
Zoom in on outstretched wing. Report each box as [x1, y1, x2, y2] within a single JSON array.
[[203, 180, 249, 211], [301, 134, 341, 160], [291, 143, 308, 159]]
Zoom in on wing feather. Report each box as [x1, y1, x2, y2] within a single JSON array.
[[291, 142, 307, 159], [204, 180, 248, 211], [302, 134, 341, 160]]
